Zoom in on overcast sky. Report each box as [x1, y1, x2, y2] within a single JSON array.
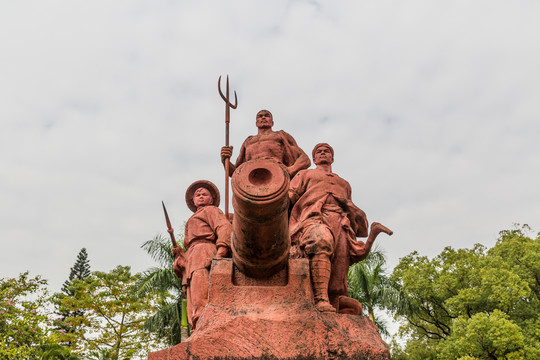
[[1, 0, 539, 311]]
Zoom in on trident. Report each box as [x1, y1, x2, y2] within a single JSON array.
[[218, 75, 238, 218]]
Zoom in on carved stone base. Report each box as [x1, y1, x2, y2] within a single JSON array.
[[148, 259, 390, 360]]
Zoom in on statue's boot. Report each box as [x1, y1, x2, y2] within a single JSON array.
[[311, 254, 336, 313]]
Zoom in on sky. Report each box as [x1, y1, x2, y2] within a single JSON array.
[[1, 0, 539, 315]]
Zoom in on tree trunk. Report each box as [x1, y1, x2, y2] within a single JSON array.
[[368, 307, 375, 323]]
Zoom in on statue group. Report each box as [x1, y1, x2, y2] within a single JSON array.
[[154, 109, 393, 360]]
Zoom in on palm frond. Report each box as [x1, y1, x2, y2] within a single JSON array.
[[347, 246, 412, 335], [372, 311, 391, 338], [139, 231, 185, 346], [144, 301, 182, 346], [141, 233, 181, 268], [135, 267, 181, 297], [363, 246, 386, 266]]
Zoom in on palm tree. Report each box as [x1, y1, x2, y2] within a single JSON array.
[[39, 343, 82, 360], [136, 233, 185, 345], [347, 247, 409, 337]]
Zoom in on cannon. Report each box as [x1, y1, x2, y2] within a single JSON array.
[[231, 159, 290, 278]]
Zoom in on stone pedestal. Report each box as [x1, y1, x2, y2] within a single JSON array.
[[148, 258, 390, 360]]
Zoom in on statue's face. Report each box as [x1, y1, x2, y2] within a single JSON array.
[[256, 110, 274, 129], [314, 145, 334, 165], [193, 187, 213, 209]]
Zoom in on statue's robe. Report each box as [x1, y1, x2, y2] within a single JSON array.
[[181, 206, 231, 328], [289, 168, 369, 300]]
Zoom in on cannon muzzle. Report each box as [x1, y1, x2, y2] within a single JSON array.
[[231, 159, 290, 278]]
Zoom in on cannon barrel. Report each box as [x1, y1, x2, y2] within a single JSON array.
[[231, 159, 290, 278]]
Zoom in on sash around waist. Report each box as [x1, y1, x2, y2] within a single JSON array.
[[321, 203, 344, 214]]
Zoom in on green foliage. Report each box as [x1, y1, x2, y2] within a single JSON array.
[[392, 224, 540, 359], [53, 265, 164, 359], [38, 343, 82, 360], [136, 233, 184, 345], [347, 247, 409, 337], [61, 248, 91, 295], [439, 310, 525, 360], [57, 248, 92, 349], [2, 260, 170, 359], [0, 272, 51, 359]]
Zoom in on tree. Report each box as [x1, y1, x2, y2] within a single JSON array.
[[391, 225, 540, 359], [136, 233, 185, 346], [39, 343, 82, 360], [61, 248, 91, 295], [53, 266, 163, 359], [439, 310, 525, 360], [0, 272, 51, 359], [56, 248, 92, 347], [347, 247, 409, 337]]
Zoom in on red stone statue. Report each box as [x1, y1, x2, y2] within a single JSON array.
[[150, 104, 394, 358], [152, 153, 394, 359], [289, 143, 393, 313], [220, 110, 311, 178], [172, 180, 232, 329]]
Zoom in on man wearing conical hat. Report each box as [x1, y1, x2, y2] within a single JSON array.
[[173, 180, 232, 329], [288, 143, 393, 313]]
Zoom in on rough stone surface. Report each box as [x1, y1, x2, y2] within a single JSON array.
[[288, 143, 393, 313], [231, 159, 291, 279], [174, 181, 232, 329], [148, 259, 390, 360]]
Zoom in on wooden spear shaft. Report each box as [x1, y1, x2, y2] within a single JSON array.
[[218, 75, 237, 218], [224, 77, 230, 217]]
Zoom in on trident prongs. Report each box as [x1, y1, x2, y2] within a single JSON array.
[[218, 75, 238, 114]]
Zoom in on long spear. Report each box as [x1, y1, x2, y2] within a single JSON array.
[[161, 201, 187, 332], [162, 201, 183, 254], [218, 75, 238, 218]]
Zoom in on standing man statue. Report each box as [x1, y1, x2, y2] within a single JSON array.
[[220, 110, 311, 179], [172, 180, 232, 329], [288, 143, 393, 313]]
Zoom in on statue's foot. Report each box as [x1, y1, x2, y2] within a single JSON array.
[[315, 300, 337, 313], [370, 222, 393, 237]]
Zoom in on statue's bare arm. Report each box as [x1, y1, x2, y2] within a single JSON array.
[[221, 139, 249, 177], [282, 132, 311, 178]]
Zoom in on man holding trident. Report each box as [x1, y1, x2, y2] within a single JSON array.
[[220, 109, 311, 180]]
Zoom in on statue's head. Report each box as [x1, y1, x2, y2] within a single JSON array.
[[256, 110, 274, 129], [185, 180, 220, 212], [312, 143, 334, 165]]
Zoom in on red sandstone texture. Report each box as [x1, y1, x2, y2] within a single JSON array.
[[148, 259, 390, 360], [231, 159, 291, 279], [220, 110, 311, 179], [288, 143, 393, 314], [174, 180, 232, 330], [152, 137, 393, 359]]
